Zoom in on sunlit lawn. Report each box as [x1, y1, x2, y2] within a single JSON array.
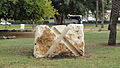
[[0, 30, 120, 68], [0, 25, 33, 30], [84, 24, 120, 29], [0, 24, 120, 30]]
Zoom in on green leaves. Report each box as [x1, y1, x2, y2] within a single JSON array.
[[51, 0, 86, 15], [0, 0, 57, 22]]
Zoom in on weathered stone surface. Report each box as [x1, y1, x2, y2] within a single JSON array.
[[34, 25, 55, 58], [34, 24, 85, 58], [65, 24, 84, 55]]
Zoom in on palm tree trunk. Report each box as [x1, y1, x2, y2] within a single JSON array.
[[96, 0, 99, 27], [101, 0, 105, 28], [108, 0, 120, 45], [108, 9, 113, 30]]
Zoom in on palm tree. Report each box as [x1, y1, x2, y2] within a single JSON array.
[[101, 0, 105, 28], [108, 0, 120, 45], [96, 0, 99, 27]]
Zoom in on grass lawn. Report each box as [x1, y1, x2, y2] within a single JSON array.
[[0, 25, 33, 30], [0, 24, 120, 30], [84, 24, 120, 29], [0, 27, 120, 68]]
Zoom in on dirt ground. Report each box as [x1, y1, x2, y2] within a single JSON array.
[[0, 28, 107, 38], [0, 32, 34, 38], [0, 28, 118, 38]]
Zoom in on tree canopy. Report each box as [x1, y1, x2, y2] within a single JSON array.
[[0, 0, 112, 24], [0, 0, 56, 22], [51, 0, 86, 15]]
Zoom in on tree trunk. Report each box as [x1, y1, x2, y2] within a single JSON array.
[[55, 13, 65, 25], [108, 9, 113, 30], [96, 0, 99, 27], [108, 0, 120, 45], [32, 21, 35, 29], [101, 0, 105, 28], [5, 21, 7, 29]]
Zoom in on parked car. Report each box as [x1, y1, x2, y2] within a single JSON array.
[[0, 21, 11, 25], [66, 14, 83, 24], [82, 17, 96, 22], [88, 17, 96, 21]]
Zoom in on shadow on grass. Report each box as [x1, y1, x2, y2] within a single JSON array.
[[47, 52, 92, 60], [6, 49, 33, 57], [100, 43, 120, 47]]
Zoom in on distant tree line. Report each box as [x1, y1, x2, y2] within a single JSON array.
[[0, 0, 112, 24], [51, 0, 112, 24]]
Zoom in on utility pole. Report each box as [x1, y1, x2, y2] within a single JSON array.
[[101, 0, 105, 28], [96, 0, 99, 27]]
